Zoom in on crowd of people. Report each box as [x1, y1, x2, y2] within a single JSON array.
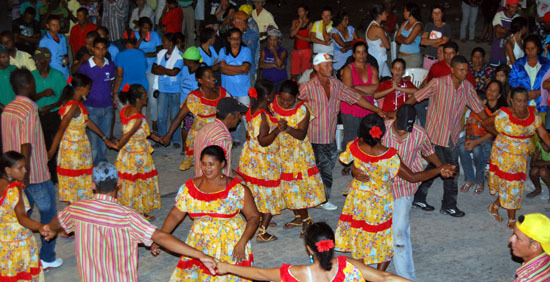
[[1, 0, 550, 281]]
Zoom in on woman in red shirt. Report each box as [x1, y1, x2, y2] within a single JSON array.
[[374, 58, 417, 112]]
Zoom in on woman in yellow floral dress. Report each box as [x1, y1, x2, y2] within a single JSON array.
[[159, 66, 229, 171], [48, 74, 115, 203], [336, 114, 454, 271], [0, 151, 45, 282], [270, 80, 325, 237], [114, 84, 163, 219], [484, 87, 550, 229], [238, 80, 285, 242], [152, 145, 260, 282]]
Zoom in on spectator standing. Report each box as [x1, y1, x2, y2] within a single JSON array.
[[198, 27, 219, 69], [130, 0, 155, 30], [366, 4, 391, 78], [240, 4, 261, 78], [331, 11, 358, 71], [213, 0, 236, 25], [69, 8, 98, 56], [396, 3, 423, 68], [160, 0, 183, 33], [506, 17, 527, 66], [71, 30, 98, 74], [39, 0, 70, 34], [39, 16, 70, 78], [78, 38, 117, 165], [460, 0, 481, 42], [114, 30, 149, 91], [490, 0, 519, 66], [178, 0, 196, 48], [289, 5, 312, 81], [470, 47, 494, 91], [259, 29, 287, 91], [1, 31, 37, 71], [421, 5, 451, 70], [310, 7, 333, 55], [0, 46, 16, 109], [180, 46, 201, 104], [382, 0, 398, 34], [233, 11, 259, 83], [2, 68, 62, 270], [101, 0, 130, 43], [19, 0, 45, 21], [82, 1, 101, 25], [12, 7, 41, 55], [64, 0, 82, 40], [251, 0, 277, 40]]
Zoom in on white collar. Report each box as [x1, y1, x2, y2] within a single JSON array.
[[88, 56, 109, 68]]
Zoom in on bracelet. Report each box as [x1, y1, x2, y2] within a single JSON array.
[[102, 136, 107, 140]]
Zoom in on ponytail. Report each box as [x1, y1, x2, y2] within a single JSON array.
[[249, 79, 274, 110], [59, 73, 92, 106], [119, 84, 146, 105], [304, 222, 336, 271]]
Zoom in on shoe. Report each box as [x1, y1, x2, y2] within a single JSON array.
[[319, 201, 338, 211], [440, 207, 465, 217], [41, 258, 63, 270], [412, 201, 435, 211]]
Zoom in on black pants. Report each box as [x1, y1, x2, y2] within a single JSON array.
[[311, 143, 337, 201], [413, 143, 460, 209], [40, 110, 61, 184]]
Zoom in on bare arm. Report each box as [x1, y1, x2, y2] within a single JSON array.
[[48, 104, 78, 159], [290, 19, 300, 38], [257, 113, 282, 147], [424, 153, 443, 167], [397, 157, 445, 183], [481, 115, 498, 136], [165, 103, 190, 138], [216, 262, 280, 281], [285, 109, 309, 141], [14, 187, 44, 231], [258, 50, 276, 69], [232, 185, 260, 262], [114, 67, 124, 95], [113, 118, 142, 150], [398, 23, 422, 45], [347, 258, 412, 282], [537, 126, 550, 148], [20, 143, 31, 186]]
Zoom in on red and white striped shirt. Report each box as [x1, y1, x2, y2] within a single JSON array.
[[57, 194, 157, 282], [298, 76, 362, 144], [382, 120, 435, 199], [415, 75, 484, 147], [1, 96, 50, 184], [194, 119, 232, 176]]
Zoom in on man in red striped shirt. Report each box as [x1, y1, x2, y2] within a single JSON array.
[[43, 162, 217, 282]]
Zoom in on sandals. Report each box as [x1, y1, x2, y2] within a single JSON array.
[[488, 203, 503, 223], [256, 226, 277, 242], [283, 216, 302, 229], [473, 184, 484, 194], [143, 213, 156, 221], [460, 182, 474, 193], [300, 216, 314, 238], [507, 219, 517, 230]]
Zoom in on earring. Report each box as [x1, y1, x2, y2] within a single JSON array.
[[309, 254, 314, 264]]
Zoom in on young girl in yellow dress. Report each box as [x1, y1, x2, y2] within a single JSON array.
[[0, 151, 46, 282], [48, 74, 115, 203], [152, 145, 260, 282], [159, 66, 229, 171], [238, 80, 286, 242], [115, 84, 163, 220], [336, 114, 455, 271], [270, 80, 325, 237]]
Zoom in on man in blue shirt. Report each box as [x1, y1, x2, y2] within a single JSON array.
[[39, 15, 70, 78], [114, 32, 149, 92], [78, 37, 117, 165], [233, 11, 259, 83]]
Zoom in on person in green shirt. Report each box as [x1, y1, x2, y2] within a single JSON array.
[[0, 45, 17, 110], [31, 47, 67, 184], [39, 0, 70, 34], [529, 139, 550, 201]]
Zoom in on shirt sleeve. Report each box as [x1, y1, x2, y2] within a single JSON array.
[[174, 58, 184, 70], [415, 78, 438, 102], [174, 184, 189, 212], [20, 111, 35, 145], [465, 84, 485, 113], [298, 80, 309, 100], [443, 24, 452, 38], [129, 211, 157, 247], [339, 141, 354, 165], [57, 206, 75, 233], [492, 13, 502, 27], [418, 128, 436, 157], [241, 47, 252, 64], [336, 79, 362, 105]]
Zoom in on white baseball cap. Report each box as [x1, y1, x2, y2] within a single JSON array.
[[313, 53, 335, 66]]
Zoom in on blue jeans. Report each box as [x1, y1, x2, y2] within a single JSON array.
[[457, 136, 492, 184], [231, 96, 250, 144], [393, 196, 416, 281], [158, 92, 181, 144], [86, 106, 113, 166], [25, 181, 57, 262], [311, 142, 337, 201]]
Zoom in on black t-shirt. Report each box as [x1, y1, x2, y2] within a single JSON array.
[[12, 17, 40, 54]]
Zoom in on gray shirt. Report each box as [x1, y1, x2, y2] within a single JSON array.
[[422, 22, 451, 58]]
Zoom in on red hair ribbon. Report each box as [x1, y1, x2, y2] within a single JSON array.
[[315, 239, 334, 252], [122, 83, 130, 92], [67, 76, 73, 86], [369, 126, 383, 139], [248, 88, 258, 99], [123, 30, 135, 40]]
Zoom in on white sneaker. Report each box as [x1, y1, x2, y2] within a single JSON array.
[[41, 258, 63, 270], [319, 201, 338, 211]]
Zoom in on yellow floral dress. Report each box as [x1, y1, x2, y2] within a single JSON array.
[[270, 99, 325, 209], [335, 139, 400, 265], [489, 107, 542, 209], [57, 101, 93, 203], [180, 87, 229, 171], [0, 182, 45, 282], [116, 106, 160, 214], [279, 256, 364, 282], [238, 109, 283, 214], [170, 178, 253, 282]]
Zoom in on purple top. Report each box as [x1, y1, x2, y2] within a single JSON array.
[[78, 57, 117, 108], [490, 11, 518, 65], [261, 46, 287, 83]]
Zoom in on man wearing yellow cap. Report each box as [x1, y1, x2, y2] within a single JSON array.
[[510, 213, 550, 281]]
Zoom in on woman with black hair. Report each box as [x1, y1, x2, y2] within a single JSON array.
[[420, 5, 450, 70], [48, 74, 115, 203], [238, 79, 286, 242], [216, 222, 410, 281], [396, 3, 423, 68], [114, 84, 163, 220], [336, 114, 455, 271]]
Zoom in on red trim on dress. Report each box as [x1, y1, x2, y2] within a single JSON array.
[[197, 113, 216, 118], [0, 266, 42, 282], [118, 170, 158, 181], [272, 97, 306, 117], [0, 182, 23, 206], [500, 107, 536, 127], [502, 133, 533, 139], [189, 87, 228, 107], [57, 166, 93, 177], [186, 178, 242, 202], [176, 254, 253, 275], [338, 214, 393, 233], [120, 106, 147, 125], [245, 109, 279, 123], [237, 168, 281, 187], [280, 264, 299, 282], [280, 167, 320, 181], [183, 145, 194, 156], [489, 163, 526, 181], [350, 139, 397, 163], [59, 100, 88, 116], [279, 256, 348, 282], [188, 211, 239, 218]]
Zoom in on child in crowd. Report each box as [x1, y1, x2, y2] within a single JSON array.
[[529, 139, 550, 200], [374, 58, 417, 112]]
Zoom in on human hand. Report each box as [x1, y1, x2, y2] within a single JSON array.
[[199, 254, 217, 275], [440, 164, 457, 178], [377, 109, 389, 119], [151, 242, 161, 256], [42, 88, 55, 97], [47, 149, 56, 161], [149, 134, 162, 143], [104, 139, 117, 150], [232, 242, 246, 263], [467, 116, 480, 126], [215, 260, 229, 275], [160, 135, 172, 146], [277, 118, 288, 132], [464, 140, 476, 151], [41, 224, 58, 241], [351, 165, 370, 182]]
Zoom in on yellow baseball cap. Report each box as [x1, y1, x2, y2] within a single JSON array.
[[239, 4, 253, 15], [517, 213, 550, 254]]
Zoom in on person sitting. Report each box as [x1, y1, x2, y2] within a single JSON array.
[[12, 7, 41, 55], [259, 29, 287, 92], [528, 138, 550, 199], [374, 58, 417, 112]]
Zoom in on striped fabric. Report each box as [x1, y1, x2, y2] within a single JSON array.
[[57, 194, 157, 282], [193, 119, 232, 176], [1, 96, 50, 184], [382, 120, 435, 199], [415, 75, 484, 147], [515, 253, 550, 282], [298, 76, 362, 144]]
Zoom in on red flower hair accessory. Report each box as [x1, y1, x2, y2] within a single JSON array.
[[67, 76, 73, 86], [369, 126, 383, 139], [315, 239, 335, 252], [122, 83, 130, 92], [248, 88, 258, 99]]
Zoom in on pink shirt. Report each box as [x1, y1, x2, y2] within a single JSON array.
[[341, 62, 374, 117]]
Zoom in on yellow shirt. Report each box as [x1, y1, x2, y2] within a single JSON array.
[[310, 20, 334, 54], [251, 8, 278, 40]]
